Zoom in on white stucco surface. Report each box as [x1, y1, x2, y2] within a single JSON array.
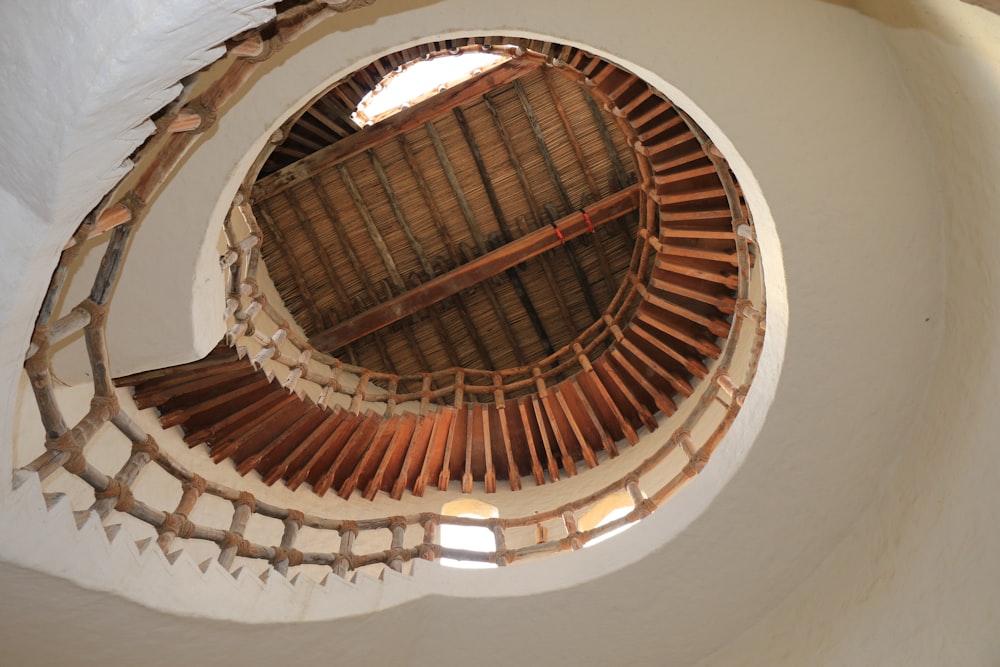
[[0, 0, 996, 665]]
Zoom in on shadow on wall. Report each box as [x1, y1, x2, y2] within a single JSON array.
[[819, 0, 1000, 43]]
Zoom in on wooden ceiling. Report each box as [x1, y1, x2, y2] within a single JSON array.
[[252, 47, 639, 389], [118, 37, 747, 500]]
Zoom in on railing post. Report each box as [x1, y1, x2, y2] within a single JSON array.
[[334, 520, 358, 578], [562, 509, 583, 550], [156, 474, 205, 554], [218, 491, 255, 570], [492, 522, 510, 566], [388, 516, 407, 572], [625, 477, 644, 506], [90, 440, 157, 520], [419, 514, 439, 561], [274, 510, 304, 577]]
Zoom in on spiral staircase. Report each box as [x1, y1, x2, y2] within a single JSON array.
[[2, 1, 1000, 665]]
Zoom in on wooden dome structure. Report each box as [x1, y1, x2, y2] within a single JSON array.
[[118, 37, 750, 501]]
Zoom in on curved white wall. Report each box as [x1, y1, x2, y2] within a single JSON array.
[[0, 0, 996, 665]]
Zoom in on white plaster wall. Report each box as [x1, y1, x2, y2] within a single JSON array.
[[701, 1, 1000, 664], [3, 0, 998, 665]]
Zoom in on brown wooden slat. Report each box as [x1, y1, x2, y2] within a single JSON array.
[[553, 385, 599, 469], [314, 412, 383, 497], [390, 414, 436, 499], [363, 412, 418, 500], [412, 407, 455, 497], [337, 415, 397, 499], [262, 408, 347, 486]]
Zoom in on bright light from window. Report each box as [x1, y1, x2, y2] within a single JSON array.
[[439, 513, 498, 569], [584, 504, 636, 548], [352, 52, 508, 127]]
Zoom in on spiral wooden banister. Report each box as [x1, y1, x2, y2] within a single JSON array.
[[18, 3, 766, 583]]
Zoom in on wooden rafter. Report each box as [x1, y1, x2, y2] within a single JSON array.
[[253, 57, 544, 200], [310, 184, 640, 352]]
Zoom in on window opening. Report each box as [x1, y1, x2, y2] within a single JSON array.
[[352, 51, 509, 127], [439, 499, 499, 569], [580, 491, 641, 548]]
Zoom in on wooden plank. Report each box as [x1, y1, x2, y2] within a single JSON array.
[[413, 407, 454, 497], [576, 368, 639, 445], [207, 393, 303, 462], [310, 184, 639, 351], [391, 414, 436, 499], [630, 318, 709, 378], [540, 393, 577, 477], [593, 357, 658, 433], [262, 407, 347, 486], [133, 364, 256, 410], [516, 398, 546, 486], [634, 305, 722, 358], [565, 377, 618, 458], [253, 57, 544, 200], [286, 410, 363, 490], [337, 415, 398, 499], [529, 396, 560, 482], [553, 385, 599, 468], [237, 408, 326, 476], [314, 411, 383, 497], [437, 405, 468, 490], [609, 348, 677, 416], [363, 412, 417, 500]]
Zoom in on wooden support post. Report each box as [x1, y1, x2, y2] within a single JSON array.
[[388, 516, 407, 572], [562, 509, 583, 550], [626, 477, 644, 506], [156, 476, 205, 554], [420, 516, 438, 561], [492, 523, 509, 566], [218, 492, 255, 570], [90, 446, 154, 520], [334, 521, 358, 578], [274, 511, 304, 576]]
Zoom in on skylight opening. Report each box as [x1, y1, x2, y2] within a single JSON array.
[[352, 50, 509, 127]]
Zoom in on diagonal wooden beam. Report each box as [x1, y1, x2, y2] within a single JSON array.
[[311, 183, 639, 352], [253, 57, 544, 201]]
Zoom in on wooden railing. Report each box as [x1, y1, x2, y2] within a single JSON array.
[[18, 10, 767, 581]]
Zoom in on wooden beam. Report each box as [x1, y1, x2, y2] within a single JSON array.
[[253, 57, 543, 200], [310, 184, 639, 351], [513, 79, 601, 320], [483, 96, 580, 338], [397, 136, 496, 368], [453, 106, 554, 356]]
